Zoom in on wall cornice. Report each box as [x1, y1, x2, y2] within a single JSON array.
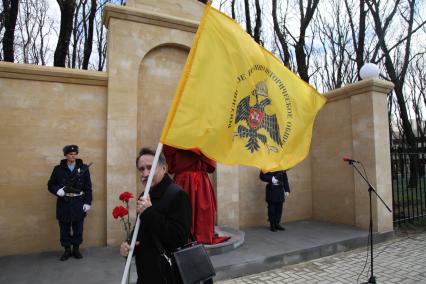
[[324, 78, 395, 102], [0, 62, 108, 86], [103, 4, 199, 33]]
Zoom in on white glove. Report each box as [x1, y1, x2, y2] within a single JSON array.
[[57, 187, 65, 197], [83, 204, 91, 212], [285, 192, 290, 198], [271, 176, 279, 185]]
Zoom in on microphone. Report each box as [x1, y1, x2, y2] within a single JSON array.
[[343, 155, 359, 163]]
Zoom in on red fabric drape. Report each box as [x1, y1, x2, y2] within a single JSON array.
[[164, 145, 230, 244]]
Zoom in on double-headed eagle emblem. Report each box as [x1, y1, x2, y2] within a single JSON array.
[[235, 81, 282, 153]]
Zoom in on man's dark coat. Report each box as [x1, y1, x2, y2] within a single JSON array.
[[135, 174, 192, 284]]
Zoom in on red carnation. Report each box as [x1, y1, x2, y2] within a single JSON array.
[[113, 193, 133, 240], [119, 191, 134, 202], [112, 206, 128, 219]]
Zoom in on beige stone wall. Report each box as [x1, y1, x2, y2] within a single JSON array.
[[311, 95, 356, 225], [0, 62, 107, 256]]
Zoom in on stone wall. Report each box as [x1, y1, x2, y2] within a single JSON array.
[[0, 62, 107, 256]]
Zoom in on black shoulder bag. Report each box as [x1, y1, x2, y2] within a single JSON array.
[[153, 234, 215, 284]]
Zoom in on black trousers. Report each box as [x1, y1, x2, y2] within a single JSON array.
[[267, 201, 283, 224], [59, 219, 84, 247]]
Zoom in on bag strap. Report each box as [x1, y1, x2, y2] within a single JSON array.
[[150, 184, 194, 265], [152, 234, 172, 266]]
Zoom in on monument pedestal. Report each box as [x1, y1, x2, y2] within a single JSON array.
[[205, 226, 245, 256]]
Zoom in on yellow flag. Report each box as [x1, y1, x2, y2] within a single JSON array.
[[160, 4, 326, 172]]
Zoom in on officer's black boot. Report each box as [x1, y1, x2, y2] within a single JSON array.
[[72, 245, 83, 259], [269, 223, 277, 232], [275, 223, 285, 231], [60, 246, 71, 261]]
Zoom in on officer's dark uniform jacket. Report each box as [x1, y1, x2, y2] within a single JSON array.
[[47, 159, 92, 222], [134, 174, 191, 284], [260, 170, 290, 203]]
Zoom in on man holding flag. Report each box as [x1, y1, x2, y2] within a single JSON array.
[[120, 148, 191, 284]]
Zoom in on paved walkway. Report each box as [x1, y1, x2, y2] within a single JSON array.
[[217, 232, 426, 284], [0, 221, 424, 284]]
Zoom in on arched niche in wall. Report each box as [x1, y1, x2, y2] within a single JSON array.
[[137, 44, 189, 151], [136, 43, 218, 206]]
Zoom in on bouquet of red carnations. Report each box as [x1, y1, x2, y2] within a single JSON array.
[[112, 191, 134, 241]]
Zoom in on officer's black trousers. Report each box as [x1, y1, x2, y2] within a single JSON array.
[[267, 201, 283, 225], [59, 219, 84, 247]]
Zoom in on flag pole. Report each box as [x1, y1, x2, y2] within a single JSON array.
[[121, 143, 164, 284]]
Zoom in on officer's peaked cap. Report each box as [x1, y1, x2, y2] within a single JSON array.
[[63, 145, 79, 155]]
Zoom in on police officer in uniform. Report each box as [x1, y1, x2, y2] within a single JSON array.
[[48, 145, 92, 261], [259, 170, 290, 232]]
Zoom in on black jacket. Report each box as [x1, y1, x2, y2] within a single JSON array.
[[259, 170, 290, 203], [47, 159, 92, 222], [135, 174, 192, 284]]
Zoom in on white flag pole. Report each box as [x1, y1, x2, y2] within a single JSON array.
[[121, 143, 164, 284]]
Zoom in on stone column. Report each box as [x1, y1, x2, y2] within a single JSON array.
[[216, 164, 240, 228], [349, 79, 394, 232], [312, 78, 394, 233]]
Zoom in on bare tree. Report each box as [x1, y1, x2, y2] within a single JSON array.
[[293, 0, 320, 83], [243, 0, 252, 37], [252, 0, 262, 44], [272, 0, 291, 68], [409, 57, 426, 139], [1, 0, 54, 65], [16, 0, 32, 63], [95, 0, 108, 71], [3, 0, 57, 65], [54, 0, 77, 67], [314, 0, 357, 90], [367, 0, 419, 148], [35, 1, 54, 65], [344, 0, 367, 79], [2, 0, 19, 62], [71, 0, 85, 68], [231, 0, 236, 19], [241, 0, 263, 44], [82, 0, 97, 69], [404, 56, 426, 177], [0, 3, 5, 60], [270, 0, 320, 83], [367, 0, 426, 186]]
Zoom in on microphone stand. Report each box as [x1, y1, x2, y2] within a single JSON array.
[[347, 160, 392, 284]]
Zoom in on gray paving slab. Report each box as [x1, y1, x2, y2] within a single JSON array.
[[211, 220, 392, 280], [0, 246, 138, 284]]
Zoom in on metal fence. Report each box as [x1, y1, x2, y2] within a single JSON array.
[[391, 151, 426, 223]]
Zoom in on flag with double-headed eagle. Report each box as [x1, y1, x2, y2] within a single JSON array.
[[160, 3, 326, 172]]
